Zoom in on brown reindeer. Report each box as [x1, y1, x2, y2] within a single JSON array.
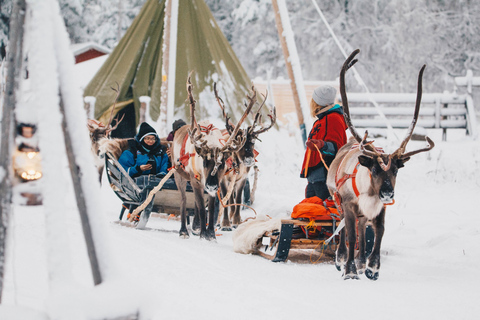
[[86, 85, 125, 181], [171, 75, 254, 240], [326, 49, 434, 280], [214, 83, 276, 230]]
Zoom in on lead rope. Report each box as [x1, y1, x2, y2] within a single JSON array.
[[216, 171, 238, 227], [129, 168, 176, 222], [216, 171, 258, 221]]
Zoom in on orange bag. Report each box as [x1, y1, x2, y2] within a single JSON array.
[[291, 196, 339, 221]]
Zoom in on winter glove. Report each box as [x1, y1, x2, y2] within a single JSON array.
[[306, 139, 325, 151]]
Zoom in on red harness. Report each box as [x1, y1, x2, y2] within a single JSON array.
[[178, 124, 227, 166], [333, 144, 393, 214]]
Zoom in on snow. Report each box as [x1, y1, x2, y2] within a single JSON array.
[[2, 117, 480, 319]]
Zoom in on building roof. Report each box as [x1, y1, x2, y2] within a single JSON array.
[[70, 42, 112, 56]]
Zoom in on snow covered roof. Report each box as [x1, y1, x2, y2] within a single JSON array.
[[70, 42, 111, 56]]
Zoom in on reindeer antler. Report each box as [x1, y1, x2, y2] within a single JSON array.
[[186, 72, 203, 147], [105, 82, 121, 129], [220, 85, 257, 152], [359, 131, 392, 171], [340, 49, 363, 144], [341, 50, 433, 165], [391, 65, 427, 159]]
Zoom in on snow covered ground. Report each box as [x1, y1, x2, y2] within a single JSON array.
[[1, 121, 479, 319]]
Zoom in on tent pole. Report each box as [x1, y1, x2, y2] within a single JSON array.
[[160, 0, 179, 137], [272, 0, 309, 144], [0, 0, 26, 303], [159, 0, 172, 137]]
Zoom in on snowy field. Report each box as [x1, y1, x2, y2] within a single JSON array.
[[1, 122, 479, 319]]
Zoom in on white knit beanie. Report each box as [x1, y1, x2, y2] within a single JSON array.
[[312, 85, 337, 107]]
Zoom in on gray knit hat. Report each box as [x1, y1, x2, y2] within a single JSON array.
[[312, 85, 337, 107]]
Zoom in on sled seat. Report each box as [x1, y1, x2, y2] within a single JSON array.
[[104, 151, 202, 229]]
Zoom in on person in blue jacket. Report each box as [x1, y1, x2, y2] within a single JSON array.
[[119, 122, 169, 178]]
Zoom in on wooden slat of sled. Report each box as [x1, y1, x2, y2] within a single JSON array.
[[280, 219, 340, 227]]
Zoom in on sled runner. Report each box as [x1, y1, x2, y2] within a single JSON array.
[[254, 218, 341, 262], [105, 151, 202, 229]]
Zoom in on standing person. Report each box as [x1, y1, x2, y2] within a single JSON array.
[[300, 85, 347, 200], [164, 119, 186, 160], [119, 122, 169, 178]]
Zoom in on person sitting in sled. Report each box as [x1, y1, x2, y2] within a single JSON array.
[[119, 122, 169, 179], [300, 85, 347, 200]]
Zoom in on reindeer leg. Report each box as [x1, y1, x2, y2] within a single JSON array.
[[206, 195, 217, 241], [343, 209, 359, 280], [335, 221, 347, 272], [335, 229, 346, 271], [356, 216, 367, 274], [191, 202, 201, 235], [232, 179, 246, 227], [98, 165, 104, 184], [192, 183, 209, 240], [366, 207, 385, 281], [219, 181, 232, 231], [175, 176, 189, 239]]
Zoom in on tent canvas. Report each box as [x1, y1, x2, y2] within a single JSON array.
[[83, 0, 253, 137]]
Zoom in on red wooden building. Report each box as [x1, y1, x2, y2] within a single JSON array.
[[70, 42, 111, 64]]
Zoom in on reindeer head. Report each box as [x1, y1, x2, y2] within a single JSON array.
[[86, 84, 124, 149], [340, 49, 434, 204], [215, 83, 276, 168], [185, 75, 252, 195]]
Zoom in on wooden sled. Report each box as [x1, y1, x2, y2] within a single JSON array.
[[254, 217, 375, 263], [254, 218, 341, 263], [105, 151, 205, 229]]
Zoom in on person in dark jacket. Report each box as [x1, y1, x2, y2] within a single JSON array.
[[119, 122, 169, 178], [300, 85, 347, 199], [166, 119, 187, 142]]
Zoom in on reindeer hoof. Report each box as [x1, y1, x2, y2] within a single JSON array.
[[221, 227, 232, 232], [179, 233, 190, 239], [199, 232, 216, 241], [206, 229, 217, 241], [357, 263, 366, 274], [335, 263, 342, 272], [365, 269, 379, 281], [343, 273, 360, 280], [191, 228, 201, 236]]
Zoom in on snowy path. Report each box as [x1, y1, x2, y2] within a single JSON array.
[[3, 129, 480, 319]]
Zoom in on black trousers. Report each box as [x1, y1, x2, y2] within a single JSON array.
[[305, 181, 330, 200]]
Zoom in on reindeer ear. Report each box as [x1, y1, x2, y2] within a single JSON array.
[[358, 155, 374, 168], [396, 157, 410, 168]]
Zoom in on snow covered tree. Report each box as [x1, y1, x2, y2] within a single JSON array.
[[0, 0, 12, 58]]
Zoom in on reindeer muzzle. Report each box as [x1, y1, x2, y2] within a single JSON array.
[[379, 181, 394, 203]]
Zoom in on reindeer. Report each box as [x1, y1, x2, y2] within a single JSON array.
[[214, 83, 276, 230], [86, 85, 125, 181], [327, 49, 434, 280], [171, 75, 254, 240]]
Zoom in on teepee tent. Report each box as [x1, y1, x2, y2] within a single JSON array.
[[84, 0, 253, 138]]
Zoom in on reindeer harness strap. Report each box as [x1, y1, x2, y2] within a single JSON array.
[[335, 163, 361, 198], [178, 134, 200, 180]]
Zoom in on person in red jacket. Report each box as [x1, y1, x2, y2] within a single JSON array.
[[300, 85, 347, 199]]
